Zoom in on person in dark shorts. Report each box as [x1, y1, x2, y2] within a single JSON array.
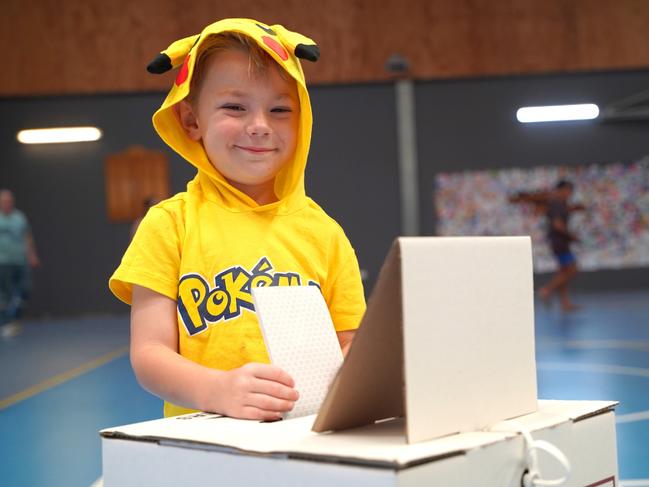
[[510, 180, 584, 311], [538, 180, 584, 311]]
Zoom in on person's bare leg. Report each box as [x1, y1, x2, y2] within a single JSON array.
[[558, 264, 579, 311], [538, 281, 555, 305], [540, 264, 577, 306], [539, 270, 565, 303]]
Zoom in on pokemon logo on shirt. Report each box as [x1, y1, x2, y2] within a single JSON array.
[[177, 256, 318, 336]]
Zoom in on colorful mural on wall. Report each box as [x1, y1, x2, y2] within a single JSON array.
[[435, 157, 649, 272]]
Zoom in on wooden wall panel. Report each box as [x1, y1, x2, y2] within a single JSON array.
[[2, 0, 649, 96], [104, 146, 169, 222], [574, 0, 649, 70]]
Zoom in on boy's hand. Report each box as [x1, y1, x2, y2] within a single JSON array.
[[217, 363, 299, 421]]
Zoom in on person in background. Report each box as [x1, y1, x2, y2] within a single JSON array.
[[511, 180, 584, 311], [0, 189, 40, 338]]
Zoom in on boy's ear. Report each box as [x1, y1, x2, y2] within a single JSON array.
[[176, 100, 201, 141]]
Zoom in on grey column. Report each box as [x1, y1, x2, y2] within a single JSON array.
[[395, 79, 420, 236]]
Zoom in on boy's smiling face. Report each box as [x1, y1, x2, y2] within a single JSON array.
[[179, 48, 299, 204]]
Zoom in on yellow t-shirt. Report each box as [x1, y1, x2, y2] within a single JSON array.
[[109, 19, 366, 417], [110, 177, 366, 416]]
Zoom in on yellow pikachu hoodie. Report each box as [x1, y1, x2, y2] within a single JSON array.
[[109, 19, 366, 417]]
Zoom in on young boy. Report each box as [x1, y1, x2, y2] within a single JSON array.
[[109, 19, 366, 420]]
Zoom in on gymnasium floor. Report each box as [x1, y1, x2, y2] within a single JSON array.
[[0, 290, 647, 487]]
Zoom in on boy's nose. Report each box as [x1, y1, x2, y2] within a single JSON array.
[[247, 112, 271, 137]]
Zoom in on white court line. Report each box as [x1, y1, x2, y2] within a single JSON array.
[[537, 339, 649, 352], [616, 410, 649, 424], [537, 362, 649, 378], [538, 362, 649, 424]]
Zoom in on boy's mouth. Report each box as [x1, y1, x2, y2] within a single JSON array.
[[236, 145, 276, 154]]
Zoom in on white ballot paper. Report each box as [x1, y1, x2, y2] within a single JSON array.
[[252, 285, 343, 419]]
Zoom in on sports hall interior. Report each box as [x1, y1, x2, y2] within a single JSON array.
[[1, 1, 648, 486]]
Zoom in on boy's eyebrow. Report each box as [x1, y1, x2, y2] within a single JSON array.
[[217, 89, 247, 97], [275, 93, 295, 101], [215, 90, 296, 103]]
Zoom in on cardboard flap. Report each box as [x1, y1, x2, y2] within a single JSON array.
[[400, 236, 537, 443], [313, 236, 537, 444], [312, 241, 405, 432]]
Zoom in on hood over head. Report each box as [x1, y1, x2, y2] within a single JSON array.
[[148, 18, 320, 212]]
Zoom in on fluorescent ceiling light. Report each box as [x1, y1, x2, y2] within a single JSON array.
[[17, 126, 102, 144], [516, 104, 599, 123]]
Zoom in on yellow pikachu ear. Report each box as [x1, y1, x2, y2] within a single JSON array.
[[271, 24, 320, 62], [147, 34, 201, 74]]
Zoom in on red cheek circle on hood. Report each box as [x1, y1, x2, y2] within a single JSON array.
[[175, 54, 191, 86], [262, 36, 289, 61]]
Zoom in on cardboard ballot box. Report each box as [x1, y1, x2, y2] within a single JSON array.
[[102, 238, 618, 485], [101, 400, 618, 487]]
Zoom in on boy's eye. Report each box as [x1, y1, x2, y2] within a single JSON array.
[[271, 107, 292, 113], [222, 104, 245, 111]]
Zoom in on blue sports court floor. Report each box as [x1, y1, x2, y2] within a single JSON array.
[[1, 290, 648, 486]]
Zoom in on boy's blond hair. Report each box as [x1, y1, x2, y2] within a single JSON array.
[[188, 32, 288, 104]]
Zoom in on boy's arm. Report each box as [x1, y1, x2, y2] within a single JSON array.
[[336, 329, 356, 357], [130, 284, 298, 420]]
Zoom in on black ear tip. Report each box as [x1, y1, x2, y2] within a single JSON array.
[[147, 53, 173, 74], [295, 44, 320, 62]]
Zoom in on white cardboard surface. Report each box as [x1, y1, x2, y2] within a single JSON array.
[[399, 236, 537, 442], [101, 400, 615, 467], [101, 401, 618, 487], [252, 285, 343, 419]]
